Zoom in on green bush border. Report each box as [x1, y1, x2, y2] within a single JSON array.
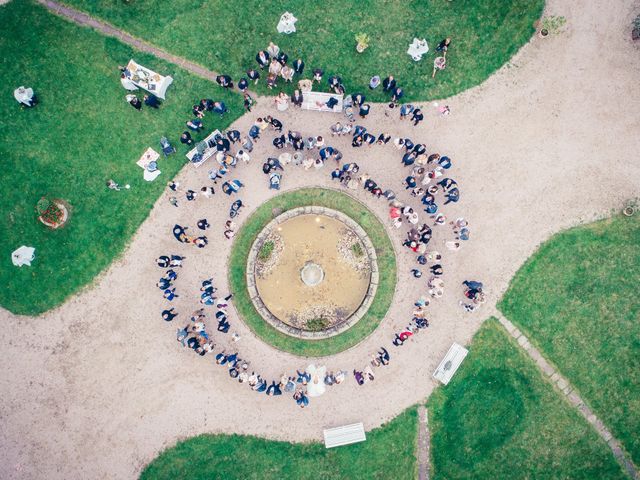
[[228, 188, 397, 357]]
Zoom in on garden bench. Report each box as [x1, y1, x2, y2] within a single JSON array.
[[323, 422, 366, 448], [301, 92, 343, 113], [186, 129, 221, 168], [433, 342, 469, 385]]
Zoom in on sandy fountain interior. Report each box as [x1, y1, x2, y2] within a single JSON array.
[[255, 213, 371, 332]]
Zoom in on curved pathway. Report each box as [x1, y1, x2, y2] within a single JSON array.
[[1, 0, 640, 478]]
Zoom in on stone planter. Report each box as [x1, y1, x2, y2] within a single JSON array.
[[539, 28, 549, 38], [623, 206, 635, 217], [38, 200, 69, 229]]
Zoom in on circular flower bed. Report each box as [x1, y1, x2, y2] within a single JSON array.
[[36, 197, 69, 229]]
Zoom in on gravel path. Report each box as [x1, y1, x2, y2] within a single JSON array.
[[1, 0, 639, 479]]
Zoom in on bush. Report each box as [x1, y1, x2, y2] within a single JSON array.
[[258, 240, 274, 261], [351, 242, 364, 257], [306, 317, 328, 331]]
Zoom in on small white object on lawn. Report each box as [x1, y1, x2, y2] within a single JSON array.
[[407, 38, 429, 61], [12, 246, 35, 267], [433, 342, 469, 385], [277, 12, 297, 34]]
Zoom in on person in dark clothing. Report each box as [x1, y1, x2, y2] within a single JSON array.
[[402, 152, 416, 166], [128, 95, 142, 110], [382, 75, 396, 92], [436, 37, 451, 53], [273, 135, 286, 149], [216, 137, 231, 152], [200, 98, 214, 111], [392, 87, 404, 103], [359, 103, 371, 118], [247, 68, 260, 84], [377, 133, 391, 144], [193, 103, 205, 118], [351, 93, 366, 106], [313, 68, 323, 83], [216, 74, 233, 88], [143, 94, 161, 108], [430, 264, 444, 276], [256, 50, 270, 69], [293, 58, 304, 74], [411, 108, 424, 126], [328, 75, 342, 91], [363, 132, 376, 145], [240, 94, 252, 112], [277, 51, 288, 65], [197, 219, 210, 230], [162, 308, 178, 322], [180, 131, 193, 145], [444, 187, 460, 204], [238, 78, 248, 92], [156, 256, 171, 268], [267, 116, 283, 132], [227, 130, 241, 143], [325, 96, 339, 110]]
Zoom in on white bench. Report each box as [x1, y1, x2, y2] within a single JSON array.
[[433, 342, 469, 385], [323, 422, 366, 448], [302, 91, 343, 113], [186, 129, 221, 168]]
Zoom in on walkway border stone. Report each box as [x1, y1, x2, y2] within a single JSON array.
[[496, 314, 639, 480], [36, 0, 254, 97], [417, 406, 430, 480]]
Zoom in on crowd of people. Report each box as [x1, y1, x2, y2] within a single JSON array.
[[145, 36, 484, 408]]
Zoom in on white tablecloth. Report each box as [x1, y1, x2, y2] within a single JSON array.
[[124, 59, 173, 99]]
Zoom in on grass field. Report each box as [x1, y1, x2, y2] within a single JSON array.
[[63, 0, 544, 102], [0, 1, 243, 315], [499, 214, 640, 466], [228, 188, 396, 356], [428, 319, 626, 480], [140, 406, 417, 480]]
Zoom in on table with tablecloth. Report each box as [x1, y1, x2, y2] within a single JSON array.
[[123, 59, 173, 99]]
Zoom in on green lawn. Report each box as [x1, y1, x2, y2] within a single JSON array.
[[499, 215, 640, 466], [228, 188, 396, 356], [63, 0, 544, 102], [428, 319, 627, 480], [140, 406, 417, 480], [0, 1, 243, 315]]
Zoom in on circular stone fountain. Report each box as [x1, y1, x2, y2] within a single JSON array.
[[247, 207, 378, 339]]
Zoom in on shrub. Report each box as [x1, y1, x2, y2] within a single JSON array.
[[306, 317, 328, 331], [258, 240, 274, 261], [351, 242, 364, 257]]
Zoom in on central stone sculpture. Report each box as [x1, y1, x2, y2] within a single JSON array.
[[300, 261, 325, 287]]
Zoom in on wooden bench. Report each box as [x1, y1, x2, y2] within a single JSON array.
[[301, 91, 343, 113], [185, 129, 221, 168], [323, 422, 366, 448]]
